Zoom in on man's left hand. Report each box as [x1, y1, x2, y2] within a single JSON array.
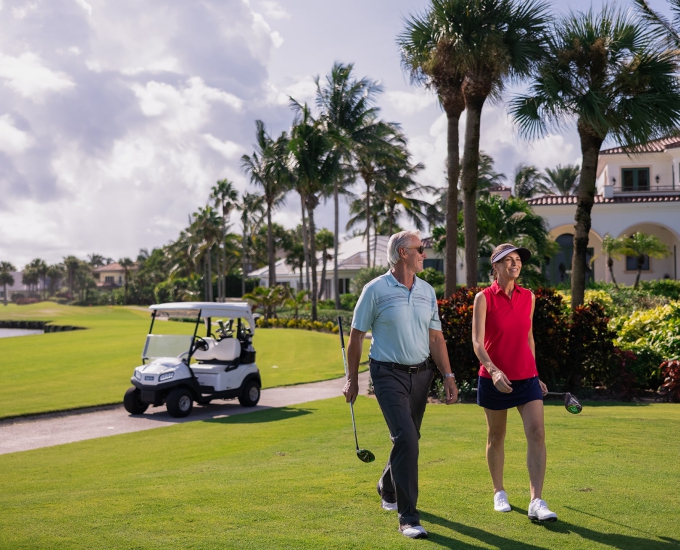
[[444, 377, 458, 405]]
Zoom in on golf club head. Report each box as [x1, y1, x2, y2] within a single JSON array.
[[564, 392, 582, 414], [357, 449, 375, 463]]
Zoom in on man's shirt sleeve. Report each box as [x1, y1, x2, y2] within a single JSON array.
[[429, 288, 442, 331], [351, 285, 376, 332]]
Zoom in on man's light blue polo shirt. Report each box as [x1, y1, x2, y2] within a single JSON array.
[[351, 270, 442, 365]]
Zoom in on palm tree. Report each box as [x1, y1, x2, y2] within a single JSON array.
[[210, 179, 239, 302], [544, 164, 580, 196], [46, 264, 65, 296], [119, 257, 135, 305], [633, 0, 680, 48], [602, 234, 629, 288], [236, 192, 265, 296], [26, 259, 48, 298], [189, 206, 223, 301], [289, 103, 339, 321], [63, 256, 80, 299], [513, 164, 550, 199], [241, 121, 291, 290], [285, 288, 309, 320], [399, 1, 466, 296], [87, 254, 106, 268], [315, 62, 387, 308], [475, 152, 508, 196], [511, 8, 680, 306], [284, 241, 306, 290], [443, 0, 549, 287], [0, 262, 15, 306], [242, 285, 287, 319], [315, 228, 335, 300], [621, 232, 671, 289]]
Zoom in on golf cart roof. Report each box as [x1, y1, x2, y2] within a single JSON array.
[[149, 302, 255, 327]]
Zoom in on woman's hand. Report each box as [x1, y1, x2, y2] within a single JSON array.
[[491, 370, 513, 393], [539, 379, 548, 396]]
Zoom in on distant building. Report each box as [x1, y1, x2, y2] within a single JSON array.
[[92, 262, 138, 289], [248, 234, 446, 298], [527, 136, 680, 285]]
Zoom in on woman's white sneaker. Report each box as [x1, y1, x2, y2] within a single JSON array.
[[493, 490, 511, 512], [528, 498, 557, 522]]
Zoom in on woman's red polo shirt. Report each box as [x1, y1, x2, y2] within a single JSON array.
[[478, 281, 538, 380]]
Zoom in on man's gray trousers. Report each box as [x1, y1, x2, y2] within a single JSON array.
[[370, 360, 433, 526]]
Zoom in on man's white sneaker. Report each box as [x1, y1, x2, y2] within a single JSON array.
[[528, 498, 557, 522], [399, 523, 428, 539], [493, 490, 511, 512], [376, 481, 397, 511]]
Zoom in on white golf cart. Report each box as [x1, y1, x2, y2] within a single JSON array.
[[123, 302, 261, 418]]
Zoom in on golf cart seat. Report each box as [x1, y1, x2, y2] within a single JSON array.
[[193, 337, 241, 362]]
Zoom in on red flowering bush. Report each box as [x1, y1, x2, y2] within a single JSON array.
[[658, 360, 680, 402]]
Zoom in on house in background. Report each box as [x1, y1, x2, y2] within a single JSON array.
[[527, 136, 680, 286], [92, 262, 138, 290], [248, 234, 446, 298]]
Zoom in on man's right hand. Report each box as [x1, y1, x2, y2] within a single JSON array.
[[343, 378, 359, 404]]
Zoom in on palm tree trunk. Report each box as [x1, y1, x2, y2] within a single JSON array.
[[267, 202, 276, 288], [635, 256, 644, 289], [366, 179, 371, 269], [241, 227, 247, 297], [607, 258, 618, 288], [571, 122, 603, 308], [443, 94, 464, 297], [333, 183, 340, 309], [3, 283, 7, 306], [373, 228, 378, 268], [301, 195, 310, 291], [461, 95, 486, 288], [319, 251, 328, 300], [307, 195, 320, 321]]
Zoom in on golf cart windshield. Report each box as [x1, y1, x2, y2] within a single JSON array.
[[142, 335, 194, 360]]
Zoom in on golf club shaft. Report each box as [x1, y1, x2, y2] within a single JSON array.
[[338, 317, 360, 451]]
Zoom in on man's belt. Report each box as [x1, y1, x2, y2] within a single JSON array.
[[370, 359, 431, 374]]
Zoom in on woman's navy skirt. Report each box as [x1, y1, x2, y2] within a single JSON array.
[[477, 375, 543, 410]]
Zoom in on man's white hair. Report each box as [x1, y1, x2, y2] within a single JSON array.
[[387, 230, 421, 268]]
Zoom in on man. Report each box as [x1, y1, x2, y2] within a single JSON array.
[[343, 230, 458, 539]]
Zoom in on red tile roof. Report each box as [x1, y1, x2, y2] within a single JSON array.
[[527, 194, 680, 205], [92, 262, 138, 272], [600, 135, 680, 155]]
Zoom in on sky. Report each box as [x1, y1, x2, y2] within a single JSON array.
[[0, 0, 668, 267]]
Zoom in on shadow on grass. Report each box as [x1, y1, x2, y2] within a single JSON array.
[[420, 511, 546, 549], [422, 509, 678, 549], [204, 406, 314, 425]]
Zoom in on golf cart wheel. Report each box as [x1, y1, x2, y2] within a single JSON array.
[[238, 380, 261, 407], [166, 388, 193, 418], [123, 387, 149, 415]]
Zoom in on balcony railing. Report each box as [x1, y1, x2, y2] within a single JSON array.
[[609, 184, 680, 194]]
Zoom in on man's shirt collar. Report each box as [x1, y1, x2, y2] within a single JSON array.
[[386, 270, 418, 290]]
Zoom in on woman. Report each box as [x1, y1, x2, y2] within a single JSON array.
[[471, 243, 557, 522]]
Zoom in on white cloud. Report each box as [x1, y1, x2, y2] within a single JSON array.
[[204, 134, 245, 159], [132, 77, 243, 133], [12, 2, 37, 19], [0, 53, 75, 101], [266, 75, 316, 106], [74, 0, 93, 15], [257, 1, 290, 20], [0, 115, 34, 156], [385, 90, 437, 116]]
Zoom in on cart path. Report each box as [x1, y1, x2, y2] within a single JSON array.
[[0, 371, 370, 455]]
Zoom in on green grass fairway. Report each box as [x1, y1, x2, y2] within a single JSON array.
[[1, 400, 678, 549], [0, 303, 369, 418]]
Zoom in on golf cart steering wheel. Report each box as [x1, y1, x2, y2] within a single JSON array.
[[193, 336, 210, 352]]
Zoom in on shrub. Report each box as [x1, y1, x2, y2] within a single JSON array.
[[417, 267, 445, 287], [317, 299, 336, 310], [658, 360, 680, 402], [339, 293, 358, 311], [639, 279, 680, 301], [351, 266, 388, 293], [532, 288, 570, 388], [438, 287, 480, 385]]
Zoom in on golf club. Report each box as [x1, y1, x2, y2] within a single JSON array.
[[546, 392, 583, 414], [338, 317, 375, 463]]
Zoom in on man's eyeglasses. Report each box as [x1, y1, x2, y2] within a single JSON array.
[[404, 245, 425, 254]]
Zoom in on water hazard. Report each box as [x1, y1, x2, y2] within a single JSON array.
[[0, 328, 43, 338]]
